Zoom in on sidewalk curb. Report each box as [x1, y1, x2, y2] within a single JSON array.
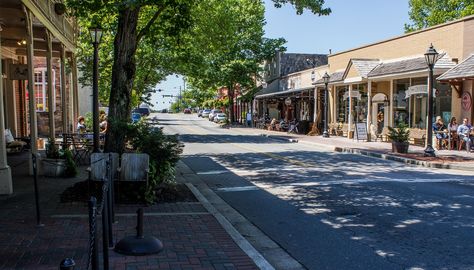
[[185, 183, 276, 270], [298, 139, 474, 172]]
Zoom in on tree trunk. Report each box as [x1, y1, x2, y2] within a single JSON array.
[[228, 85, 234, 123], [105, 7, 141, 153]]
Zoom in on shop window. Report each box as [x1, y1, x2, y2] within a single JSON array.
[[352, 84, 367, 124], [33, 68, 56, 112], [393, 79, 409, 126], [336, 86, 349, 123]]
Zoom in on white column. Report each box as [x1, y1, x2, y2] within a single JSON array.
[[313, 87, 318, 123], [71, 55, 79, 126], [367, 81, 372, 134], [331, 86, 336, 125], [348, 84, 353, 138], [0, 27, 13, 194]]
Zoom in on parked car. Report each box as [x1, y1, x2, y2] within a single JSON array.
[[183, 108, 192, 114], [208, 109, 222, 121], [201, 109, 212, 118], [161, 109, 168, 113], [213, 113, 227, 123], [197, 110, 203, 117], [132, 107, 150, 117]]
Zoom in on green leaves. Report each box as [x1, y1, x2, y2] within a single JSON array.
[[405, 0, 474, 32], [271, 0, 331, 15]]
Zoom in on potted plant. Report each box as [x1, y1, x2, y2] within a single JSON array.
[[388, 123, 410, 153], [42, 138, 77, 177]]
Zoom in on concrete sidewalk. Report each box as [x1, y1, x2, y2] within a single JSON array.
[[232, 126, 474, 171], [1, 152, 265, 270]]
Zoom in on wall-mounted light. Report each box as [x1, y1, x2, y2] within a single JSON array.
[[17, 39, 26, 46]]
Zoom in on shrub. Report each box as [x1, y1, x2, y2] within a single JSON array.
[[45, 137, 77, 177], [126, 122, 183, 203], [388, 123, 410, 143]]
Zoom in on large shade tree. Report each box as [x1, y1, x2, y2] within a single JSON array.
[[405, 0, 474, 32], [67, 0, 331, 153]]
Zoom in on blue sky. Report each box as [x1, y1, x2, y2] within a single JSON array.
[[152, 0, 410, 110]]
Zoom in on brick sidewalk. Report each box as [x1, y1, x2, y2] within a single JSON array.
[[1, 152, 259, 270]]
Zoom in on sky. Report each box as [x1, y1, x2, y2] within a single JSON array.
[[151, 0, 410, 110]]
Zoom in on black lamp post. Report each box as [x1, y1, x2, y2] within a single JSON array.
[[322, 72, 330, 138], [424, 44, 438, 157], [89, 26, 103, 153]]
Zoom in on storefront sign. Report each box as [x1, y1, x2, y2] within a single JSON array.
[[404, 85, 437, 99], [343, 90, 361, 100], [461, 91, 472, 112], [355, 123, 368, 141], [284, 97, 292, 106]]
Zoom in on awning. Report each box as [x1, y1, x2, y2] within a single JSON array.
[[255, 85, 313, 99], [404, 85, 436, 99], [437, 54, 474, 81]]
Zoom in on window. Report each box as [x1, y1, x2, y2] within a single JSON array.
[[33, 68, 55, 112], [336, 86, 349, 123]]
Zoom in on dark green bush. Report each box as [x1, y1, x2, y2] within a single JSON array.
[[126, 122, 183, 203]]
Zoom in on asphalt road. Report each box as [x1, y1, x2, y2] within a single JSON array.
[[156, 112, 474, 270]]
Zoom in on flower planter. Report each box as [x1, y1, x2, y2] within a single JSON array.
[[392, 142, 409, 154], [42, 158, 66, 177]]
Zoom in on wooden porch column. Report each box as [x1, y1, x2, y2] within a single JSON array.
[[0, 26, 13, 194], [389, 79, 394, 127], [23, 6, 39, 158], [45, 30, 55, 139], [70, 55, 79, 128], [60, 45, 67, 133]]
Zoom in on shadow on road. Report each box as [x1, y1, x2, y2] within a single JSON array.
[[179, 134, 292, 144], [182, 151, 474, 270]]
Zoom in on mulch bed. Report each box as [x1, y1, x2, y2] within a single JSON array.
[[60, 180, 197, 204]]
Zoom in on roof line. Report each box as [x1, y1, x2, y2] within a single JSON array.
[[329, 15, 474, 58]]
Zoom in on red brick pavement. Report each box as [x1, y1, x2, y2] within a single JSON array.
[[1, 153, 259, 270]]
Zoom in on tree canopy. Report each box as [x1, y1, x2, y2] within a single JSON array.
[[66, 0, 331, 152], [405, 0, 474, 32]]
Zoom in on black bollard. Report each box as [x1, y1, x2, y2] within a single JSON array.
[[114, 208, 163, 256], [59, 258, 75, 270], [88, 197, 99, 270], [136, 208, 144, 238], [32, 153, 44, 227], [106, 154, 114, 246], [101, 181, 109, 270]]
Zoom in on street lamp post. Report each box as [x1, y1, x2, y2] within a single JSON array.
[[89, 26, 103, 153], [322, 72, 330, 138], [424, 44, 438, 157]]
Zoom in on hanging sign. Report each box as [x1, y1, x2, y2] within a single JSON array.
[[404, 85, 437, 99], [343, 90, 361, 100], [355, 123, 368, 141], [461, 91, 472, 112], [9, 64, 28, 80]]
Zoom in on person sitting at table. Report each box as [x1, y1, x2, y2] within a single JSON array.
[[448, 117, 459, 149], [77, 116, 87, 134], [433, 116, 448, 149], [457, 117, 473, 152]]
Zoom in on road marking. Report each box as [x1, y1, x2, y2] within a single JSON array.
[[229, 143, 310, 167], [216, 186, 260, 192], [197, 170, 229, 175], [278, 177, 469, 186]]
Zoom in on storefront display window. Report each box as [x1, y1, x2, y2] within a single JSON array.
[[352, 84, 367, 124], [336, 86, 349, 123]]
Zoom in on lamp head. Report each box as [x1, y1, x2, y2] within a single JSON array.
[[424, 43, 438, 68], [89, 27, 103, 44], [323, 72, 330, 84]]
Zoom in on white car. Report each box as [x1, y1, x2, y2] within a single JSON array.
[[213, 113, 227, 123], [208, 109, 222, 121], [201, 109, 212, 118]]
